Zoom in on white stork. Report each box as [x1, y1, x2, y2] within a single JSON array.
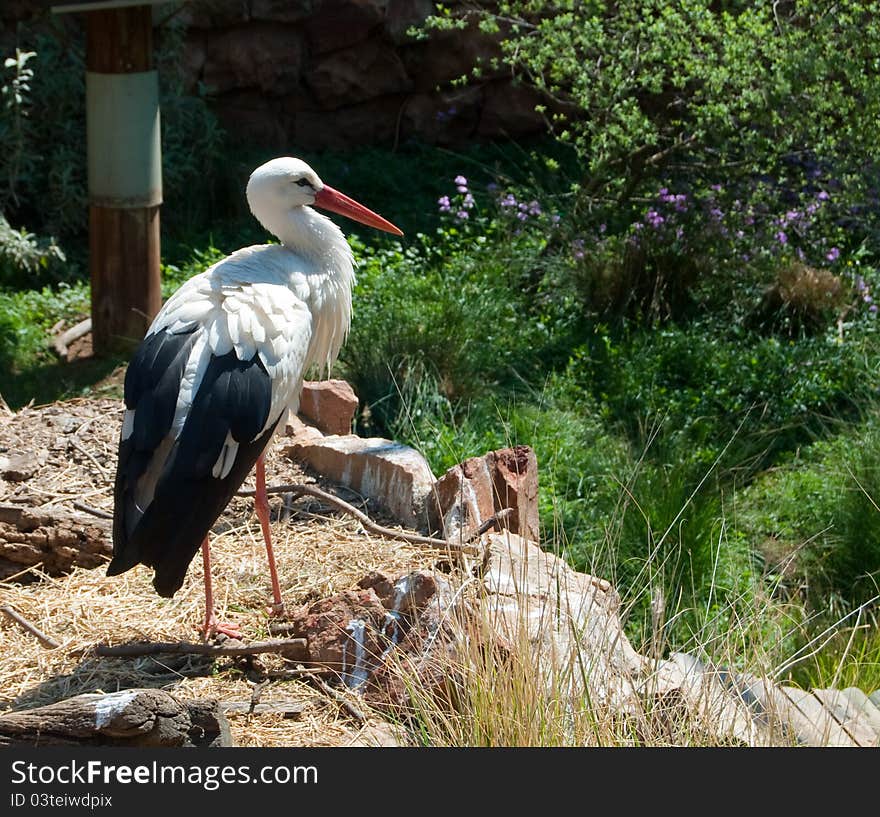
[[108, 157, 402, 638]]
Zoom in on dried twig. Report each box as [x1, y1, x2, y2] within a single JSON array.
[[0, 605, 60, 649], [312, 675, 367, 724], [72, 501, 113, 520], [238, 482, 481, 554], [221, 701, 305, 718], [68, 436, 111, 481], [93, 638, 307, 658]]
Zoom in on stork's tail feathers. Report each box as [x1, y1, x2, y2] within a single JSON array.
[[109, 421, 280, 598]]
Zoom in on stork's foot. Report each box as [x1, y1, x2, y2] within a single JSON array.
[[198, 615, 242, 641], [266, 600, 286, 618]]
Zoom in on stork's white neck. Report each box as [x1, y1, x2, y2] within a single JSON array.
[[250, 202, 356, 375]]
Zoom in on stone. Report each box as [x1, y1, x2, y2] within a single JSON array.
[[288, 588, 389, 681], [250, 0, 317, 24], [178, 0, 250, 29], [281, 427, 437, 531], [430, 452, 495, 546], [384, 0, 435, 44], [491, 445, 539, 543], [1, 451, 45, 482], [481, 532, 643, 711], [298, 379, 359, 436], [306, 39, 412, 110], [202, 25, 306, 96], [429, 445, 539, 545], [401, 88, 483, 145], [304, 0, 388, 55], [290, 95, 405, 150], [477, 80, 548, 138], [400, 23, 504, 92]]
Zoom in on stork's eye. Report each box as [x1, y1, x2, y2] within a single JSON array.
[[295, 178, 312, 188]]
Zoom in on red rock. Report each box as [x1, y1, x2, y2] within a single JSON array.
[[202, 25, 305, 96], [304, 0, 388, 55], [298, 379, 358, 436], [306, 39, 411, 110], [477, 80, 547, 138], [384, 0, 435, 44], [430, 453, 495, 545], [491, 445, 539, 543], [290, 95, 405, 150], [401, 87, 483, 145], [430, 445, 540, 544], [250, 0, 316, 24], [289, 588, 388, 678], [178, 0, 250, 29], [400, 22, 504, 92]]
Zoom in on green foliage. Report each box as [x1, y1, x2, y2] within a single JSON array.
[[0, 213, 65, 286], [737, 421, 880, 613], [423, 1, 880, 211]]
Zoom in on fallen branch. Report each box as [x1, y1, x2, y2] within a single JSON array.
[[0, 605, 60, 649], [312, 675, 367, 724], [0, 688, 230, 747], [221, 701, 305, 719], [238, 482, 481, 554], [72, 500, 113, 520], [52, 317, 92, 359], [94, 638, 307, 658]]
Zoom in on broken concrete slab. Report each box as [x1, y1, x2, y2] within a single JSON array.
[[282, 420, 437, 531]]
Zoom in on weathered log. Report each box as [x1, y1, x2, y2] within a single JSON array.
[[0, 503, 111, 581], [94, 638, 308, 659], [0, 689, 232, 747]]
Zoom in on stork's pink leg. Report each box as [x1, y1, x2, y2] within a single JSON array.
[[198, 537, 241, 640], [255, 453, 285, 615]]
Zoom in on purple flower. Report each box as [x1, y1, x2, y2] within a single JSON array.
[[817, 191, 830, 201], [516, 211, 528, 221], [456, 210, 469, 221], [857, 275, 866, 292], [551, 214, 561, 224], [456, 185, 468, 194], [454, 175, 467, 187], [500, 194, 517, 208], [463, 193, 475, 210], [644, 209, 665, 229], [527, 200, 542, 216], [870, 304, 878, 315], [864, 294, 873, 304], [487, 182, 499, 193], [775, 230, 788, 245], [709, 207, 723, 222], [710, 183, 723, 192], [598, 223, 606, 233], [826, 247, 840, 262], [438, 195, 451, 213]]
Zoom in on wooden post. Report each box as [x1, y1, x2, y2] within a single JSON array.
[[86, 5, 161, 354]]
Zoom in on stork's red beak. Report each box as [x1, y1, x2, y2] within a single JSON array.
[[314, 185, 403, 236]]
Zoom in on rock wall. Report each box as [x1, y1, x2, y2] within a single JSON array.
[[3, 0, 548, 152]]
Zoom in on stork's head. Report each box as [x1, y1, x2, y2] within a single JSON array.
[[246, 157, 403, 236]]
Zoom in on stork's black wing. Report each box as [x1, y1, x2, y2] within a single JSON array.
[[109, 326, 277, 597]]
